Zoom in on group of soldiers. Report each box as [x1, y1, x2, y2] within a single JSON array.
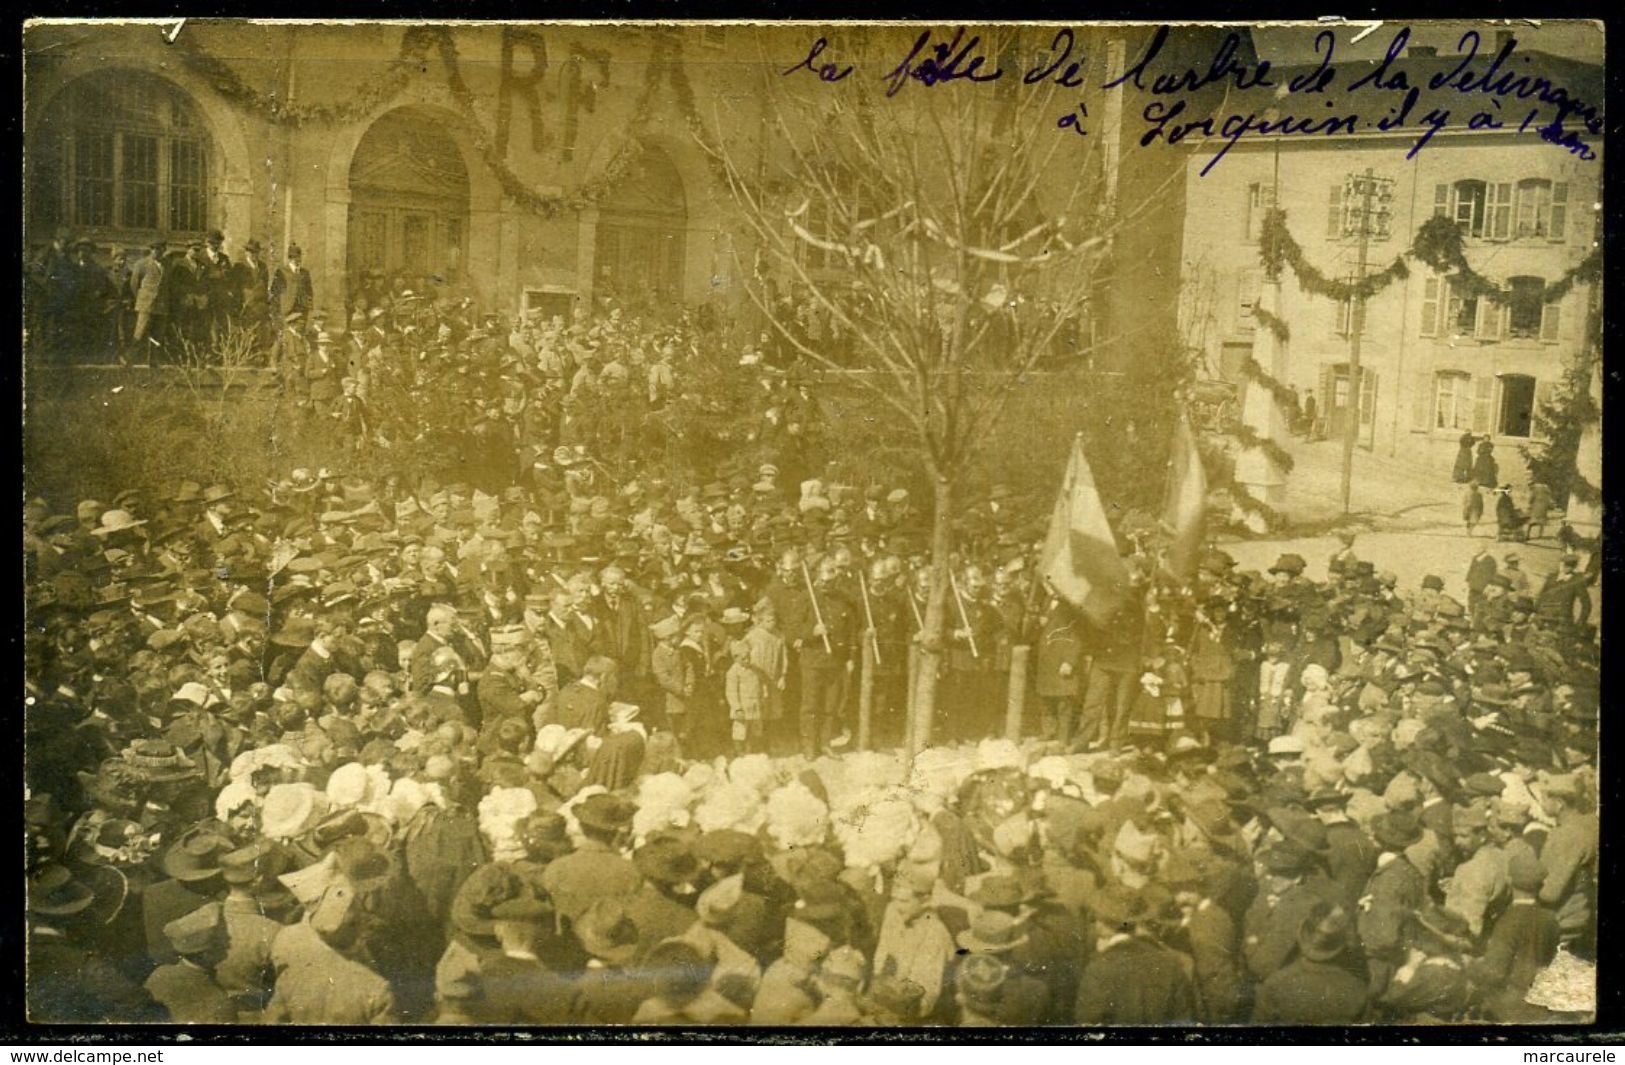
[[26, 228, 315, 366]]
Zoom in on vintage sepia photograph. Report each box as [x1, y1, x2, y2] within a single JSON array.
[[21, 18, 1603, 1030]]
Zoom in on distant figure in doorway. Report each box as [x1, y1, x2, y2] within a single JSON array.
[[1451, 433, 1476, 484], [1301, 392, 1318, 439]]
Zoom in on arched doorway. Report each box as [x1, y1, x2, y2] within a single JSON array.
[[593, 147, 687, 316], [30, 69, 216, 243], [347, 107, 471, 300]]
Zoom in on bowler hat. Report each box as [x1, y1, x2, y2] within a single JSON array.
[[1297, 902, 1353, 962], [1091, 885, 1150, 928], [574, 793, 635, 834], [575, 898, 640, 965], [957, 909, 1029, 954], [1371, 810, 1423, 851], [634, 837, 700, 885]]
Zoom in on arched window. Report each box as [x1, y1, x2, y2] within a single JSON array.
[[594, 147, 687, 315], [347, 107, 471, 297], [31, 71, 212, 238]]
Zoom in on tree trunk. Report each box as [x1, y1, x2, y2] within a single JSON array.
[[907, 474, 954, 762]]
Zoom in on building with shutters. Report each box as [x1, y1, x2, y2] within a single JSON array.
[[1177, 40, 1602, 485]]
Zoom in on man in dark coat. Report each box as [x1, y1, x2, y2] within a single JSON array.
[[1313, 788, 1377, 910], [788, 557, 859, 758], [1074, 887, 1198, 1024], [269, 244, 315, 321], [627, 838, 701, 959], [553, 656, 615, 734], [143, 830, 232, 969], [28, 866, 167, 1023], [1465, 546, 1497, 616], [1078, 596, 1143, 750], [591, 565, 651, 680], [1357, 811, 1429, 982], [1034, 597, 1085, 744], [232, 238, 271, 351], [1469, 850, 1561, 1021], [1252, 902, 1369, 1024]]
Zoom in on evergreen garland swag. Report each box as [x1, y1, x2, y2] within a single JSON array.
[[1261, 209, 1602, 310], [1259, 209, 1410, 302], [1231, 424, 1295, 473], [1239, 356, 1300, 416], [1410, 216, 1603, 305], [174, 26, 718, 221], [1253, 305, 1291, 344]]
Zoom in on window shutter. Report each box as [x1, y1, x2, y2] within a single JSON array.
[[1476, 298, 1504, 341], [1335, 294, 1349, 336], [1489, 183, 1513, 240], [1318, 363, 1335, 422], [1360, 368, 1378, 431], [1540, 298, 1562, 342], [1411, 370, 1433, 431], [1433, 183, 1450, 219], [1471, 375, 1495, 434], [1419, 277, 1440, 337], [1550, 182, 1568, 241], [1327, 185, 1344, 238]]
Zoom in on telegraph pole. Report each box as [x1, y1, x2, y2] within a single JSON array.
[[1339, 168, 1393, 513]]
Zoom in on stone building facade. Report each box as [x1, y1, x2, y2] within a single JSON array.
[[25, 21, 762, 326], [1178, 47, 1603, 487]]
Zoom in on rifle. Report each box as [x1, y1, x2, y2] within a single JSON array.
[[858, 570, 882, 667], [948, 569, 980, 659], [800, 560, 832, 654]]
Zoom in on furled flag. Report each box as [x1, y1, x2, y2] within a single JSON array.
[[1159, 411, 1209, 583], [1038, 435, 1130, 625]]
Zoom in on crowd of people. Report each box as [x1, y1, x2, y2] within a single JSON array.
[[25, 228, 316, 367], [24, 411, 1602, 1024]]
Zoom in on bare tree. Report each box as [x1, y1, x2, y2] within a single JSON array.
[[697, 26, 1168, 756]]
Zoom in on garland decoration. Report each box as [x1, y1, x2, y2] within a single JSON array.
[[1238, 356, 1300, 416], [1253, 304, 1291, 344], [1259, 209, 1410, 302], [1567, 473, 1601, 507], [1411, 216, 1603, 305], [172, 25, 440, 128], [1263, 209, 1602, 311], [1224, 482, 1286, 530], [1231, 424, 1295, 473], [175, 25, 713, 221]]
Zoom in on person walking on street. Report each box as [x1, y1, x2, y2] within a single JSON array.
[[1462, 483, 1484, 537]]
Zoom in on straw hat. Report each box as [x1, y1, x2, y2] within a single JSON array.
[[260, 783, 329, 841]]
